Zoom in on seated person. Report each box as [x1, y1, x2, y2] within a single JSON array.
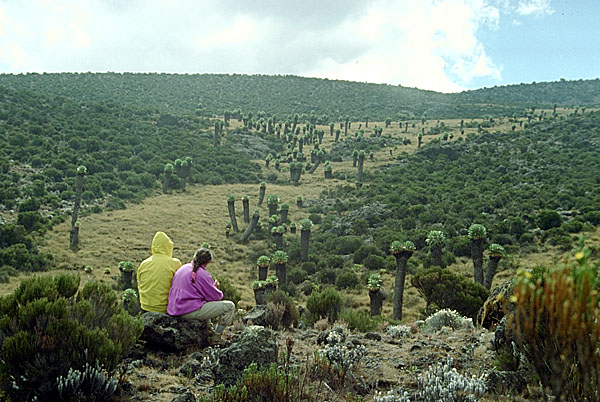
[[137, 231, 182, 313], [167, 247, 235, 343]]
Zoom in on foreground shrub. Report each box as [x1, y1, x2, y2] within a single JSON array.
[[266, 290, 299, 329], [306, 287, 344, 324], [375, 358, 486, 401], [411, 266, 489, 320], [421, 309, 473, 333], [508, 238, 600, 401], [341, 309, 378, 332], [0, 274, 143, 401]]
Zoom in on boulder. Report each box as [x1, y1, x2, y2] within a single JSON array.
[[140, 312, 209, 351], [213, 325, 278, 386], [242, 304, 268, 326], [478, 279, 516, 329]]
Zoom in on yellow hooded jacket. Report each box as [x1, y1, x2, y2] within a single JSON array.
[[137, 232, 182, 313]]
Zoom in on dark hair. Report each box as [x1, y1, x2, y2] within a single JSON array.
[[191, 248, 213, 282]]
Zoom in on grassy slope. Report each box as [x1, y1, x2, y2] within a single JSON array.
[[3, 110, 596, 322]]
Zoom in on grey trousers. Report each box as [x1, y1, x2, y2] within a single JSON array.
[[181, 300, 235, 333]]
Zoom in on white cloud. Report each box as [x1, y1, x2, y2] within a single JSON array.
[[0, 0, 508, 92], [516, 0, 554, 16]]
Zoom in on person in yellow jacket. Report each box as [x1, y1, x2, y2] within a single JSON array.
[[137, 231, 182, 313]]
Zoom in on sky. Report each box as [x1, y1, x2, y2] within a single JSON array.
[[0, 0, 598, 93]]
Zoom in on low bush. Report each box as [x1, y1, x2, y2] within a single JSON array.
[[411, 266, 489, 320], [0, 274, 143, 401], [341, 309, 378, 332], [217, 276, 242, 307], [363, 254, 386, 270], [266, 290, 299, 329], [335, 269, 359, 289], [306, 287, 344, 324]]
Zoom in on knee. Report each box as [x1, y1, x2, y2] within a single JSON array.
[[224, 300, 235, 312]]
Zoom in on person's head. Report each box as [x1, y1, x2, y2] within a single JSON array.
[[191, 248, 213, 282]]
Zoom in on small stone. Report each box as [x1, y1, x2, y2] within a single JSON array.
[[365, 332, 381, 341]]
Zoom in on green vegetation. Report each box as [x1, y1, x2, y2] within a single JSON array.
[[0, 274, 142, 401]]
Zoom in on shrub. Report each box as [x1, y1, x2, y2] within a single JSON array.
[[308, 213, 322, 225], [335, 269, 359, 289], [416, 358, 486, 401], [386, 325, 412, 339], [363, 254, 386, 270], [563, 219, 584, 233], [0, 275, 143, 402], [287, 267, 307, 285], [316, 268, 337, 285], [537, 209, 562, 230], [508, 239, 600, 401], [422, 309, 474, 333], [266, 290, 299, 329], [353, 244, 381, 264], [335, 236, 363, 254], [448, 236, 471, 258], [411, 267, 489, 320], [300, 261, 317, 275], [216, 277, 242, 307], [306, 287, 344, 324], [341, 309, 378, 332]]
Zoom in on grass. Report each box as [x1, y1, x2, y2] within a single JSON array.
[[2, 114, 595, 323]]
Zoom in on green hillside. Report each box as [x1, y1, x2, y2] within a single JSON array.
[[1, 73, 598, 121]]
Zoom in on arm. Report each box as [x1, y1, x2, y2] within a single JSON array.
[[194, 270, 223, 302]]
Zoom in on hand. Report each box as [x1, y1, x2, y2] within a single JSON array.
[[214, 279, 220, 288]]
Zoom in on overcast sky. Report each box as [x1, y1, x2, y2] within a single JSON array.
[[0, 0, 598, 92]]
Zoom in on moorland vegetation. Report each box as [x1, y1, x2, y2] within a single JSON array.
[[0, 73, 599, 401]]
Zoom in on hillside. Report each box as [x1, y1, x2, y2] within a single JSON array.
[[1, 75, 600, 401], [1, 73, 599, 120]]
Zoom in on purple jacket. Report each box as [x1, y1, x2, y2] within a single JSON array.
[[167, 262, 223, 316]]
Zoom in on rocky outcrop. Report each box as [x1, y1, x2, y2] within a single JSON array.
[[478, 279, 516, 329], [140, 312, 210, 351], [212, 325, 278, 386]]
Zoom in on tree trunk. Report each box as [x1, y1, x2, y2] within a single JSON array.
[[258, 186, 266, 206], [258, 265, 268, 281], [393, 252, 412, 321], [280, 209, 289, 223], [484, 256, 501, 290], [228, 200, 239, 232], [69, 226, 79, 251], [357, 158, 364, 183], [308, 159, 321, 174], [325, 170, 332, 179], [122, 271, 133, 290], [472, 239, 484, 285], [275, 263, 286, 286], [335, 131, 340, 143], [296, 199, 303, 208], [254, 286, 275, 305], [71, 174, 84, 228], [352, 154, 357, 167], [268, 203, 278, 217], [273, 233, 284, 250], [240, 212, 260, 243], [431, 246, 443, 268], [163, 172, 171, 194], [369, 289, 386, 317], [300, 229, 310, 262], [290, 226, 296, 234], [243, 199, 250, 223]]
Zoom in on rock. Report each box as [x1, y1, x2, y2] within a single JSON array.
[[140, 312, 210, 351], [171, 391, 196, 402], [179, 358, 203, 378], [365, 332, 381, 341], [242, 304, 268, 326], [478, 279, 516, 329], [213, 325, 278, 386]]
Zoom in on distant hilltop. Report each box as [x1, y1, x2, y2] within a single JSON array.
[[0, 72, 598, 119]]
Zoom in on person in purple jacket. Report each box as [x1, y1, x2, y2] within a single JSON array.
[[167, 247, 235, 344]]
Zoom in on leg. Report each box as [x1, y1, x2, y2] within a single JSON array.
[[181, 300, 235, 332]]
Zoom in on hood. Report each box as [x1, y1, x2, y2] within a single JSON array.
[[151, 231, 174, 257]]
